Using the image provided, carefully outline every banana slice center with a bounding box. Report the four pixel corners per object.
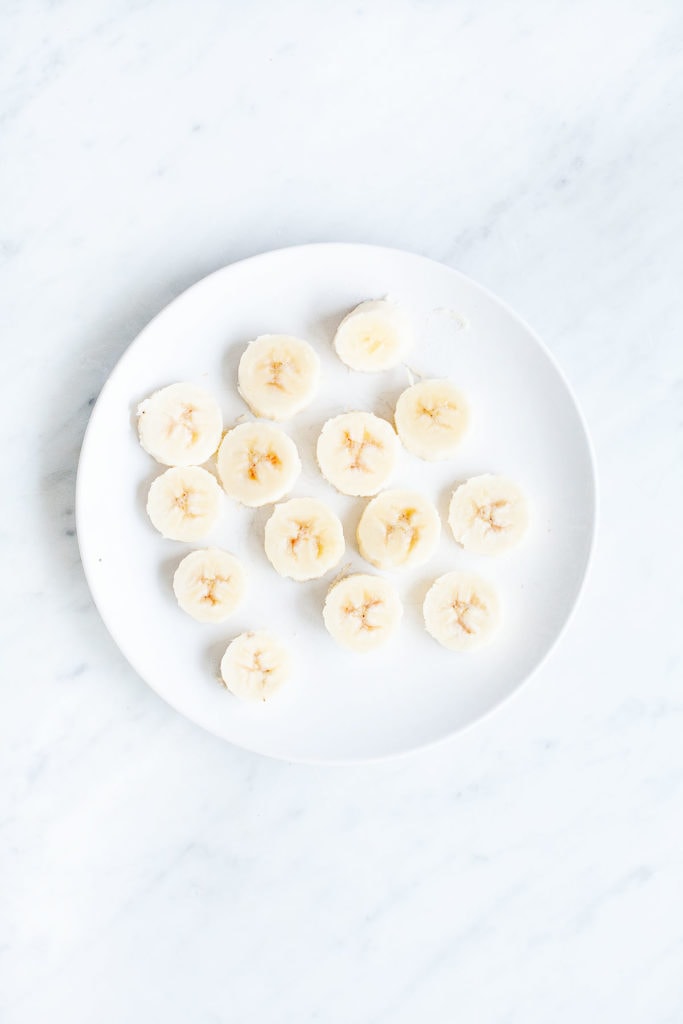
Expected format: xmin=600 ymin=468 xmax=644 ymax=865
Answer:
xmin=343 ymin=430 xmax=382 ymax=472
xmin=385 ymin=508 xmax=420 ymax=553
xmin=174 ymin=489 xmax=200 ymax=517
xmin=238 ymin=651 xmax=273 ymax=683
xmin=450 ymin=595 xmax=486 ymax=635
xmin=418 ymin=399 xmax=459 ymax=429
xmin=199 ymin=573 xmax=230 ymax=606
xmin=359 ymin=329 xmax=387 ymax=355
xmin=290 ymin=520 xmax=323 ymax=560
xmin=474 ymin=499 xmax=510 ymax=533
xmin=345 ymin=597 xmax=383 ymax=632
xmin=166 ymin=406 xmax=199 ymax=445
xmin=263 ymin=357 xmax=299 ymax=394
xmin=247 ymin=446 xmax=282 ymax=481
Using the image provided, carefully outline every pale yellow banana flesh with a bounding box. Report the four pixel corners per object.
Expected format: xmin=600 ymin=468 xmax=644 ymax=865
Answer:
xmin=316 ymin=411 xmax=397 ymax=496
xmin=334 ymin=299 xmax=413 ymax=372
xmin=220 ymin=630 xmax=291 ymax=701
xmin=394 ymin=379 xmax=470 ymax=461
xmin=423 ymin=570 xmax=500 ymax=651
xmin=238 ymin=334 xmax=320 ymax=420
xmin=323 ymin=573 xmax=402 ymax=652
xmin=137 ymin=382 xmax=223 ymax=467
xmin=264 ymin=497 xmax=345 ymax=581
xmin=146 ymin=466 xmax=222 ymax=541
xmin=217 ymin=421 xmax=301 ymax=507
xmin=173 ymin=548 xmax=246 ymax=623
xmin=448 ymin=474 xmax=529 ymax=555
xmin=357 ymin=488 xmax=440 ymax=570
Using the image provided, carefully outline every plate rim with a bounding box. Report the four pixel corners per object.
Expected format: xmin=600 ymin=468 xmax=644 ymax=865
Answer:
xmin=76 ymin=242 xmax=599 ymax=764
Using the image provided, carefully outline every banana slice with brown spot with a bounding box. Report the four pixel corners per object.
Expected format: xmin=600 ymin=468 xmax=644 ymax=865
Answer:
xmin=357 ymin=489 xmax=440 ymax=570
xmin=238 ymin=335 xmax=320 ymax=420
xmin=423 ymin=570 xmax=501 ymax=650
xmin=217 ymin=422 xmax=301 ymax=507
xmin=146 ymin=466 xmax=222 ymax=541
xmin=264 ymin=497 xmax=345 ymax=581
xmin=316 ymin=411 xmax=398 ymax=496
xmin=448 ymin=474 xmax=529 ymax=555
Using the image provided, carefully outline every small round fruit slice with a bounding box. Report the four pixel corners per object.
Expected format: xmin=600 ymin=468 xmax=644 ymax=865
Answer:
xmin=316 ymin=411 xmax=398 ymax=496
xmin=264 ymin=497 xmax=345 ymax=581
xmin=423 ymin=570 xmax=501 ymax=651
xmin=333 ymin=299 xmax=412 ymax=372
xmin=220 ymin=630 xmax=291 ymax=701
xmin=448 ymin=474 xmax=529 ymax=555
xmin=137 ymin=383 xmax=223 ymax=467
xmin=238 ymin=334 xmax=320 ymax=420
xmin=356 ymin=489 xmax=440 ymax=570
xmin=217 ymin=422 xmax=301 ymax=507
xmin=146 ymin=466 xmax=222 ymax=541
xmin=173 ymin=548 xmax=246 ymax=623
xmin=394 ymin=379 xmax=470 ymax=460
xmin=323 ymin=574 xmax=402 ymax=652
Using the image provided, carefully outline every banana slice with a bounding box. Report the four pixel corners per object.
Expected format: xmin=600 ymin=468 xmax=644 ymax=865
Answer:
xmin=173 ymin=548 xmax=246 ymax=623
xmin=217 ymin=422 xmax=301 ymax=507
xmin=334 ymin=299 xmax=412 ymax=372
xmin=137 ymin=383 xmax=223 ymax=467
xmin=220 ymin=630 xmax=291 ymax=701
xmin=448 ymin=474 xmax=529 ymax=555
xmin=357 ymin=489 xmax=440 ymax=569
xmin=264 ymin=497 xmax=345 ymax=581
xmin=238 ymin=334 xmax=320 ymax=420
xmin=146 ymin=466 xmax=222 ymax=541
xmin=423 ymin=570 xmax=500 ymax=651
xmin=323 ymin=573 xmax=402 ymax=652
xmin=394 ymin=379 xmax=470 ymax=460
xmin=316 ymin=411 xmax=398 ymax=496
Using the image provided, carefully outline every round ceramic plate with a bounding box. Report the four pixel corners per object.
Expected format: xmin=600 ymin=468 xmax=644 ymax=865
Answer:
xmin=77 ymin=244 xmax=596 ymax=762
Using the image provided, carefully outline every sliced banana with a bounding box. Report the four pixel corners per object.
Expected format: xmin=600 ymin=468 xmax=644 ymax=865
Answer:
xmin=146 ymin=466 xmax=222 ymax=541
xmin=173 ymin=548 xmax=246 ymax=623
xmin=323 ymin=574 xmax=402 ymax=652
xmin=394 ymin=379 xmax=470 ymax=460
xmin=217 ymin=421 xmax=301 ymax=507
xmin=357 ymin=489 xmax=440 ymax=570
xmin=137 ymin=382 xmax=223 ymax=467
xmin=448 ymin=474 xmax=529 ymax=555
xmin=316 ymin=411 xmax=398 ymax=496
xmin=220 ymin=630 xmax=291 ymax=701
xmin=264 ymin=497 xmax=345 ymax=581
xmin=238 ymin=334 xmax=320 ymax=420
xmin=423 ymin=570 xmax=501 ymax=651
xmin=334 ymin=299 xmax=412 ymax=372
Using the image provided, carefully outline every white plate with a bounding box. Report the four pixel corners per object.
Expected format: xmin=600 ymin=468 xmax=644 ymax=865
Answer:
xmin=77 ymin=244 xmax=596 ymax=763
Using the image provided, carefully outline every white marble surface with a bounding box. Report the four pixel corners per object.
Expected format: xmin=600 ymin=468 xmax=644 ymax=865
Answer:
xmin=2 ymin=1 xmax=682 ymax=1020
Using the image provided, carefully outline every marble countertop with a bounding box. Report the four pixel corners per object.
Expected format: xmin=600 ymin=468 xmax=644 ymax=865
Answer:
xmin=2 ymin=2 xmax=682 ymax=1021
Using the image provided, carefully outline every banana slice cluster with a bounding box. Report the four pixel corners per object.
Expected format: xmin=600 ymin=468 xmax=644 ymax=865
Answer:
xmin=133 ymin=297 xmax=537 ymax=699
